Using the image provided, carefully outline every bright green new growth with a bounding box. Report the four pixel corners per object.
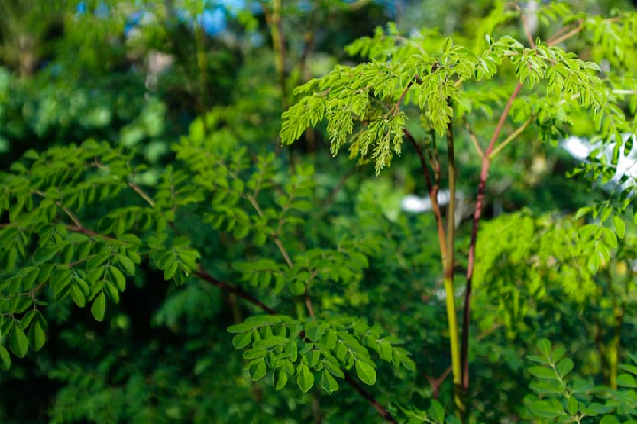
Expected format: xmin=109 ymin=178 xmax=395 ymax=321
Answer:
xmin=280 ymin=10 xmax=635 ymax=176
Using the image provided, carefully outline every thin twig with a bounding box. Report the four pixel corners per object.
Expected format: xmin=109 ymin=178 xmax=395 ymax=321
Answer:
xmin=61 ymin=205 xmax=82 ymax=228
xmin=128 ymin=181 xmax=156 ymax=207
xmin=195 ymin=265 xmax=277 ymax=315
xmin=465 ymin=121 xmax=484 ymax=159
xmin=423 ymin=366 xmax=453 ymax=400
xmin=343 ymin=373 xmax=398 ymax=423
xmin=320 ymin=167 xmax=357 ymax=213
xmin=548 ymin=20 xmax=584 ymax=46
xmin=489 ymin=116 xmax=534 ymax=160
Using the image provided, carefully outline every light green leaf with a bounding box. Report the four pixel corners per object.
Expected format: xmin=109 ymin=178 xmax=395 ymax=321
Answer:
xmin=117 ymin=255 xmax=135 ymax=276
xmin=613 ymin=216 xmax=625 ymax=238
xmin=251 ymin=360 xmax=267 ymax=381
xmin=91 ymin=292 xmax=106 ymax=322
xmin=321 ymin=370 xmax=339 ymax=394
xmin=110 ymin=266 xmax=126 ymax=291
xmin=232 ymin=332 xmax=252 ymax=349
xmin=70 ymin=284 xmax=87 ymax=307
xmin=297 ymin=364 xmax=314 ymax=393
xmin=275 ymin=368 xmax=288 ymax=390
xmin=355 ymin=360 xmax=376 ymax=385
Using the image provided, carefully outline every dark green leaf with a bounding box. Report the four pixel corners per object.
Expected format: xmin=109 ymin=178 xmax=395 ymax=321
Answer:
xmin=9 ymin=326 xmax=28 ymax=358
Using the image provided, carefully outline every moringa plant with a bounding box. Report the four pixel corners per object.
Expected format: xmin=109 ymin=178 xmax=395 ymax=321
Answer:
xmin=0 ymin=1 xmax=636 ymax=423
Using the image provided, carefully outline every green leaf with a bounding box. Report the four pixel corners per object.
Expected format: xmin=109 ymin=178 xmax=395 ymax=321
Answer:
xmin=617 ymin=374 xmax=636 ymax=387
xmin=297 ymin=364 xmax=314 ymax=393
xmin=70 ymin=284 xmax=87 ymax=307
xmin=613 ymin=216 xmax=625 ymax=238
xmin=526 ymin=355 xmax=551 ymax=365
xmin=321 ymin=370 xmax=339 ymax=394
xmin=117 ymin=255 xmax=135 ymax=276
xmin=275 ymin=368 xmax=288 ymax=390
xmin=567 ymin=397 xmax=579 ymax=415
xmin=28 ymin=320 xmax=45 ymax=351
xmin=105 ymin=282 xmax=120 ymax=304
xmin=379 ymin=341 xmax=393 ymax=362
xmin=601 ymin=415 xmax=620 ymax=424
xmin=529 ymin=399 xmax=564 ymax=418
xmin=244 ymin=348 xmax=268 ymax=360
xmin=110 ymin=266 xmax=126 ymax=291
xmin=91 ymin=292 xmax=106 ymax=322
xmin=9 ymin=326 xmax=28 ymax=358
xmin=530 ymin=380 xmax=564 ymax=395
xmin=251 ymin=360 xmax=267 ymax=381
xmin=0 ymin=345 xmax=10 ymax=370
xmin=557 ymin=358 xmax=574 ymax=377
xmin=429 ymin=400 xmax=446 ymax=423
xmin=232 ymin=332 xmax=252 ymax=349
xmin=355 ymin=360 xmax=376 ymax=385
xmin=227 ymin=322 xmax=253 ymax=333
xmin=537 ymin=338 xmax=552 ymax=358
xmin=528 ymin=366 xmax=558 ymax=379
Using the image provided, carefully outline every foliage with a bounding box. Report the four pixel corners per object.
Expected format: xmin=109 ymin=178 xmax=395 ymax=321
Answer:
xmin=0 ymin=1 xmax=636 ymax=423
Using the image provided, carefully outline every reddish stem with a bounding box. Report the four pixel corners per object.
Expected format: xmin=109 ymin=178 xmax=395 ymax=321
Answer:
xmin=461 ymin=82 xmax=522 ymax=389
xmin=404 ymin=128 xmax=447 ymax=260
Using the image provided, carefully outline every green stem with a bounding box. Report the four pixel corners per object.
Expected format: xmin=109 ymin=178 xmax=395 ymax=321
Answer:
xmin=444 ymin=119 xmax=462 ymax=417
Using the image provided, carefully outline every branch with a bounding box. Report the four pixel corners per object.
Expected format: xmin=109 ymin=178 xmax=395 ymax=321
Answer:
xmin=195 ymin=265 xmax=277 ymax=315
xmin=460 ymin=82 xmax=522 ymax=391
xmin=465 ymin=121 xmax=484 ymax=159
xmin=423 ymin=366 xmax=452 ymax=400
xmin=403 ymin=128 xmax=447 ymax=260
xmin=319 ymin=166 xmax=357 ymax=213
xmin=343 ymin=372 xmax=398 ymax=423
xmin=128 ymin=180 xmax=156 ymax=207
xmin=247 ymin=194 xmax=315 ymax=318
xmin=547 ymin=20 xmax=584 ymax=46
xmin=394 ymin=74 xmax=420 ymax=110
xmin=489 ymin=116 xmax=534 ymax=160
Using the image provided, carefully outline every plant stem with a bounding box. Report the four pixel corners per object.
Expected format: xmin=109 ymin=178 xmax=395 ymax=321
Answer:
xmin=404 ymin=128 xmax=447 ymax=260
xmin=444 ymin=119 xmax=462 ymax=416
xmin=461 ymin=82 xmax=522 ymax=393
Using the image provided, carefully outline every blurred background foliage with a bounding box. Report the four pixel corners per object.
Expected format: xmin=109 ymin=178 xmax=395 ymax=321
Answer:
xmin=0 ymin=0 xmax=635 ymax=423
